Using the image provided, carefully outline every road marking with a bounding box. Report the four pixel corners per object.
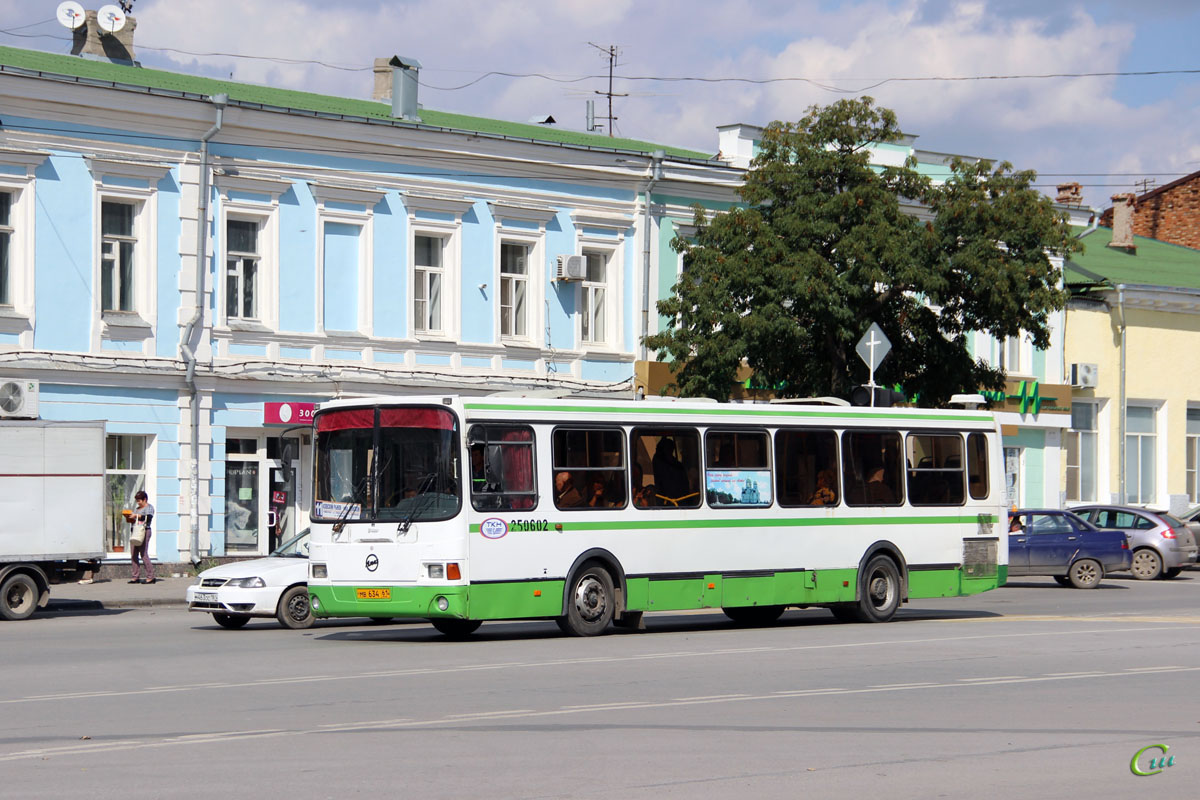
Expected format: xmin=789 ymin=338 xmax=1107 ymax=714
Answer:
xmin=6 ymin=664 xmax=1200 ymax=763
xmin=956 ymin=676 xmax=1026 ymax=681
xmin=4 ymin=623 xmax=1199 ymax=708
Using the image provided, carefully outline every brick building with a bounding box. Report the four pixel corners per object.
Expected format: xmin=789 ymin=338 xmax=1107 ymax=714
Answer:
xmin=1099 ymin=170 xmax=1200 ymax=250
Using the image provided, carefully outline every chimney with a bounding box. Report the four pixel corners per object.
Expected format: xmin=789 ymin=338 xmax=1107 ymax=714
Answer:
xmin=71 ymin=9 xmax=137 ymax=64
xmin=373 ymin=55 xmax=421 ymax=121
xmin=1055 ymin=182 xmax=1082 ymax=206
xmin=1108 ymin=193 xmax=1137 ymax=253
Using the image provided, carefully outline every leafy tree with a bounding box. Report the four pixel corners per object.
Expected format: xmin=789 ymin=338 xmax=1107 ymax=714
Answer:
xmin=645 ymin=97 xmax=1079 ymax=406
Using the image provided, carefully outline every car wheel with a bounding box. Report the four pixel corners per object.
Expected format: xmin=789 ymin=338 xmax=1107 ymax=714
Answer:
xmin=722 ymin=605 xmax=785 ymax=626
xmin=430 ymin=618 xmax=482 ymax=637
xmin=1068 ymin=559 xmax=1103 ymax=589
xmin=212 ymin=612 xmax=250 ymax=629
xmin=1052 ymin=576 xmax=1072 ymax=587
xmin=556 ymin=563 xmax=615 ymax=636
xmin=1130 ymin=548 xmax=1163 ymax=580
xmin=276 ymin=585 xmax=314 ymax=629
xmin=1163 ymin=567 xmax=1183 ymax=579
xmin=0 ymin=573 xmax=38 ymax=621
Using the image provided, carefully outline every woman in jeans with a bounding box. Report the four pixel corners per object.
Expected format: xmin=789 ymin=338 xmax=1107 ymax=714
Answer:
xmin=128 ymin=490 xmax=156 ymax=584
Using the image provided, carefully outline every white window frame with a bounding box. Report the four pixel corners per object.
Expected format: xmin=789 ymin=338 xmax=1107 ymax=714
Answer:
xmin=403 ymin=192 xmax=472 ymax=342
xmin=570 ymin=210 xmax=630 ymax=352
xmin=1187 ymin=405 xmax=1200 ymax=503
xmin=104 ymin=434 xmax=155 ymax=557
xmin=497 ymin=234 xmax=542 ymax=344
xmin=100 ymin=198 xmax=139 ymax=313
xmin=0 ymin=149 xmax=47 ymax=338
xmin=215 ymin=174 xmax=288 ymax=333
xmin=94 ymin=187 xmax=157 ymax=333
xmin=409 ymin=221 xmax=460 ymax=340
xmin=1124 ymin=401 xmax=1160 ymax=505
xmin=1066 ymin=400 xmax=1099 ymax=503
xmin=580 ymin=245 xmax=616 ymax=348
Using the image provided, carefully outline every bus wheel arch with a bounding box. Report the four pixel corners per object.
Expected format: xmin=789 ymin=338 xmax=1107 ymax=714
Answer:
xmin=558 ymin=550 xmax=624 ymax=637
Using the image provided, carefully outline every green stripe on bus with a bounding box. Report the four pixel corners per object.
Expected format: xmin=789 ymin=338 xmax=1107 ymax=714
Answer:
xmin=463 ymin=401 xmax=987 ymax=423
xmin=469 ymin=514 xmax=999 ymax=533
xmin=310 ymin=565 xmax=1002 ymax=623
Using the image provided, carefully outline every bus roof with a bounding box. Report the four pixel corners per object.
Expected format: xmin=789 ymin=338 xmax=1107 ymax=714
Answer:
xmin=315 ymin=394 xmax=998 ymax=428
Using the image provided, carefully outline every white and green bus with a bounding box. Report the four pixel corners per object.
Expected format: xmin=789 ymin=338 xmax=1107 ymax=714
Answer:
xmin=306 ymin=394 xmax=1006 ymax=636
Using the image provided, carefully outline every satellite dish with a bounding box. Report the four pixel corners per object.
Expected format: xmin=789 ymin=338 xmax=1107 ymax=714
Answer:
xmin=97 ymin=4 xmax=127 ymax=34
xmin=55 ymin=1 xmax=85 ymax=29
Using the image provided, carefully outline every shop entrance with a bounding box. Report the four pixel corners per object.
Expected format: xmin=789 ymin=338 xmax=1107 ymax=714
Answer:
xmin=225 ymin=431 xmax=308 ymax=555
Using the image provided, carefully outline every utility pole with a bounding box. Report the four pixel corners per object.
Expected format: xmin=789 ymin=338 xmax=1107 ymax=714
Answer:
xmin=588 ymin=42 xmax=627 ymax=136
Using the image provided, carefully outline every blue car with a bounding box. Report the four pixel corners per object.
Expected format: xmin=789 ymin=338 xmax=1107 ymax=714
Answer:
xmin=1008 ymin=509 xmax=1131 ymax=589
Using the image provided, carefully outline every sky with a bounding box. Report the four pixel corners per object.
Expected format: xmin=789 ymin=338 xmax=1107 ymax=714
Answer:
xmin=4 ymin=0 xmax=1200 ymax=211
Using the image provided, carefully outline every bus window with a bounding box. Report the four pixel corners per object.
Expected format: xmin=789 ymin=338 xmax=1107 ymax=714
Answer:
xmin=906 ymin=433 xmax=965 ymax=506
xmin=468 ymin=425 xmax=537 ymax=511
xmin=775 ymin=429 xmax=839 ymax=507
xmin=551 ymin=428 xmax=626 ymax=510
xmin=967 ymin=432 xmax=989 ymax=499
xmin=842 ymin=431 xmax=903 ymax=506
xmin=705 ymin=430 xmax=772 ymax=507
xmin=630 ymin=428 xmax=701 ymax=508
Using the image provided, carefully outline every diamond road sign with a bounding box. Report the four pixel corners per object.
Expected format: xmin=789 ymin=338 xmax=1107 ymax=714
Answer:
xmin=855 ymin=323 xmax=891 ymax=372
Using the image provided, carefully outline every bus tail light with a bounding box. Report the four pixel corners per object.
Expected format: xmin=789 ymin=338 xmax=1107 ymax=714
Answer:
xmin=447 ymin=563 xmax=461 ymax=580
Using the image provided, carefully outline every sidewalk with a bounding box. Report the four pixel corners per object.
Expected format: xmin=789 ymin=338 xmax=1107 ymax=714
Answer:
xmin=46 ymin=573 xmax=192 ymax=610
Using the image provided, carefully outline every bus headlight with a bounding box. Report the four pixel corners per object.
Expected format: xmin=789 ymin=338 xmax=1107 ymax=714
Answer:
xmin=311 ymin=563 xmax=327 ymax=579
xmin=427 ymin=564 xmax=444 ymax=579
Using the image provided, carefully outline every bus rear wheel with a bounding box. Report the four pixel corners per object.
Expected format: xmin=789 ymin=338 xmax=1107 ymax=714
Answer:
xmin=430 ymin=618 xmax=482 ymax=637
xmin=834 ymin=555 xmax=902 ymax=623
xmin=557 ymin=564 xmax=615 ymax=636
xmin=723 ymin=605 xmax=785 ymax=626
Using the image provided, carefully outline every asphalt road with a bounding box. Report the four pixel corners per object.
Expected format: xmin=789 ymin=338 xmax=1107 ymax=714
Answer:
xmin=4 ymin=574 xmax=1199 ymax=799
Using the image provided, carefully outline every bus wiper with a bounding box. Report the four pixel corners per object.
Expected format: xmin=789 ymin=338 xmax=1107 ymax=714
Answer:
xmin=332 ymin=475 xmax=371 ymax=535
xmin=399 ymin=472 xmax=438 ymax=535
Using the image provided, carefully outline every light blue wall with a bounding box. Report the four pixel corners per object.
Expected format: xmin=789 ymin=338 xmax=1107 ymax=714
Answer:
xmin=155 ymin=169 xmax=182 ymax=358
xmin=34 ymin=154 xmax=93 ymax=352
xmin=372 ymin=192 xmax=407 ymax=338
xmin=546 ymin=211 xmax=576 ymax=350
xmin=322 ymin=222 xmax=361 ymax=331
xmin=280 ymin=184 xmax=317 ymax=332
xmin=461 ymin=202 xmax=494 ymax=344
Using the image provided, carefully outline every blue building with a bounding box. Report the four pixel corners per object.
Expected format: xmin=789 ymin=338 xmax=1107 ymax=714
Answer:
xmin=0 ymin=42 xmax=742 ymax=564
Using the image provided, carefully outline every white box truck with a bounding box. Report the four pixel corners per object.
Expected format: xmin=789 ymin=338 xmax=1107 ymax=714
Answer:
xmin=0 ymin=420 xmax=106 ymax=620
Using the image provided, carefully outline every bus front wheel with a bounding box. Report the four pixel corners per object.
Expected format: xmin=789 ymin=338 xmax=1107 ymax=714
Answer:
xmin=557 ymin=564 xmax=615 ymax=637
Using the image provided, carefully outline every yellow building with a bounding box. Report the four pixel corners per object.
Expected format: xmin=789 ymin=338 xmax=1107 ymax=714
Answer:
xmin=1063 ymin=224 xmax=1200 ymax=512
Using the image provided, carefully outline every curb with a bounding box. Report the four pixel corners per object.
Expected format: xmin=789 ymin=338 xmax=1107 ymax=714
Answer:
xmin=46 ymin=598 xmax=189 ymax=611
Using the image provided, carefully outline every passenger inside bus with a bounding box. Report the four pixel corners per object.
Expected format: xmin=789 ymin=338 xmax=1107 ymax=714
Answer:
xmin=555 ymin=471 xmax=585 ymax=508
xmin=652 ymin=438 xmax=691 ymax=505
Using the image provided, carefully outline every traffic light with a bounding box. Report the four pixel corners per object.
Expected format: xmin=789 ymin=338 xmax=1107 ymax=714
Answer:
xmin=850 ymin=386 xmax=907 ymax=407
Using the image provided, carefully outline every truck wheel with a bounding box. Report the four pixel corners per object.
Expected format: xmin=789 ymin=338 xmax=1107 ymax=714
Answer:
xmin=1 ymin=573 xmax=38 ymax=621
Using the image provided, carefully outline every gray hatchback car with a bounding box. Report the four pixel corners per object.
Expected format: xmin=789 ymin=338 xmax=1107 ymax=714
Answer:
xmin=1070 ymin=505 xmax=1199 ymax=580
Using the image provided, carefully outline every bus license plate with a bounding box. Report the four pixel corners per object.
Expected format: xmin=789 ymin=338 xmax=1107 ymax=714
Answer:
xmin=356 ymin=588 xmax=391 ymax=600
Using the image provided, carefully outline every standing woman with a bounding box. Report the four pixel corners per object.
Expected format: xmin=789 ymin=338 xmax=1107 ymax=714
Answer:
xmin=128 ymin=490 xmax=156 ymax=584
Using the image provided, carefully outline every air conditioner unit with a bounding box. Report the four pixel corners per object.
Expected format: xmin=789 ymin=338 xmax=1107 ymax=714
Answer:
xmin=1069 ymin=363 xmax=1098 ymax=388
xmin=555 ymin=254 xmax=586 ymax=282
xmin=0 ymin=378 xmax=39 ymax=419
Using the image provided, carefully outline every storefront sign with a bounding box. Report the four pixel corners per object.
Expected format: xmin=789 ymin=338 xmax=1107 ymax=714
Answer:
xmin=980 ymin=380 xmax=1071 ymax=417
xmin=264 ymin=402 xmax=316 ymax=426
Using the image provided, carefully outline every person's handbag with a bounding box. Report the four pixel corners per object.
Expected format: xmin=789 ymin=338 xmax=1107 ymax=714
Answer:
xmin=130 ymin=521 xmax=147 ymax=547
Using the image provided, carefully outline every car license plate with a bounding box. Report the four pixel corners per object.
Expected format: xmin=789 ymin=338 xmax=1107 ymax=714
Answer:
xmin=356 ymin=588 xmax=391 ymax=600
xmin=195 ymin=592 xmax=218 ymax=602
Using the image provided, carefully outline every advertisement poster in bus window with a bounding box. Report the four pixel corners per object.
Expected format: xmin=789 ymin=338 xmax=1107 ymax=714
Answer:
xmin=706 ymin=469 xmax=771 ymax=506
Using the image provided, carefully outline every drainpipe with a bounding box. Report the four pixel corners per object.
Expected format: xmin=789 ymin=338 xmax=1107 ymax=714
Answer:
xmin=1117 ymin=283 xmax=1127 ymax=503
xmin=181 ymin=93 xmax=227 ymax=565
xmin=639 ymin=150 xmax=664 ymax=361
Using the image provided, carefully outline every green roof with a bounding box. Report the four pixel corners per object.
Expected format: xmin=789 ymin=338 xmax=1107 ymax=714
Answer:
xmin=1065 ymin=225 xmax=1200 ymax=291
xmin=0 ymin=45 xmax=713 ymax=161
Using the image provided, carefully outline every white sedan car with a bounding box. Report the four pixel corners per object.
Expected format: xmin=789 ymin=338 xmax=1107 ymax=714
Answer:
xmin=186 ymin=530 xmax=312 ymax=629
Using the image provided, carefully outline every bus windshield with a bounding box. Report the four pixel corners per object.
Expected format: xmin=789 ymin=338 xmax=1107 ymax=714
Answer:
xmin=313 ymin=406 xmax=460 ymax=523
